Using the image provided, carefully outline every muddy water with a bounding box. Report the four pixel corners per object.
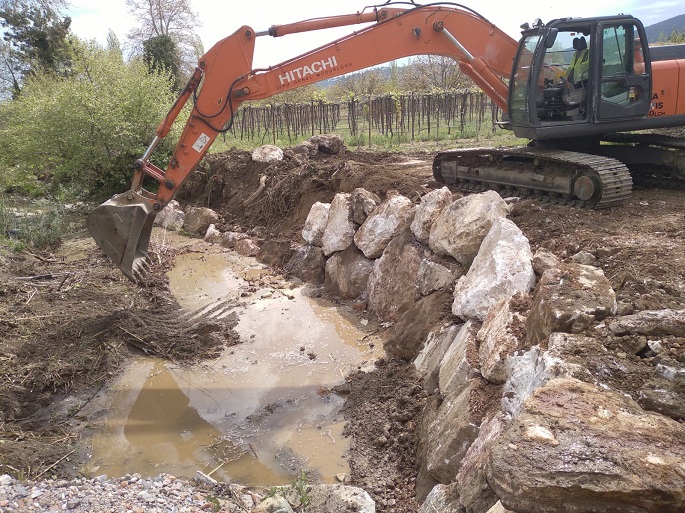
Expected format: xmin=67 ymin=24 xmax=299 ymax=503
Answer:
xmin=85 ymin=243 xmax=381 ymax=486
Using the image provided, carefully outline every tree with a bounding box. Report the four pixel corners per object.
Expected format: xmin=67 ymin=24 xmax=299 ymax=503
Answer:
xmin=328 ymin=67 xmax=390 ymax=100
xmin=0 ymin=0 xmax=73 ymax=94
xmin=143 ymin=33 xmax=179 ymax=80
xmin=0 ymin=39 xmax=181 ymax=197
xmin=125 ymin=0 xmax=203 ymax=82
xmin=399 ymin=55 xmax=474 ymax=92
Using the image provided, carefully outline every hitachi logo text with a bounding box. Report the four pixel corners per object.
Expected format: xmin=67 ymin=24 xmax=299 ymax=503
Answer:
xmin=278 ymin=56 xmax=338 ymax=86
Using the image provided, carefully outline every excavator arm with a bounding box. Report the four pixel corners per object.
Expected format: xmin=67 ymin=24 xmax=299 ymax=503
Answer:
xmin=87 ymin=2 xmax=519 ymax=282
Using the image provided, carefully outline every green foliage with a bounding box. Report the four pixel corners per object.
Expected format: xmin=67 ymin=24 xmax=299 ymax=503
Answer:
xmin=143 ymin=34 xmax=181 ymax=88
xmin=0 ymin=0 xmax=73 ymax=96
xmin=0 ymin=197 xmax=66 ymax=251
xmin=665 ymin=30 xmax=685 ymax=43
xmin=0 ymin=39 xmax=180 ymax=199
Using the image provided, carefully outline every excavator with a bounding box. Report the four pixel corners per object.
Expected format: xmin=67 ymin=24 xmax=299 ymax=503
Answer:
xmin=87 ymin=1 xmax=685 ymax=282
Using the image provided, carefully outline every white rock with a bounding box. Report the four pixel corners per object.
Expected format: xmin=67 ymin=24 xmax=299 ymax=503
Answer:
xmin=354 ymin=194 xmax=415 ymax=258
xmin=411 ymin=187 xmax=453 ymax=244
xmin=302 ymin=202 xmax=331 ymax=246
xmin=252 ymin=145 xmax=284 ymax=162
xmin=321 ymin=193 xmax=356 ymax=256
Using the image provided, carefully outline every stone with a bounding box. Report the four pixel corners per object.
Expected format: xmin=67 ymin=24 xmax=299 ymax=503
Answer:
xmin=292 ymin=140 xmax=318 ymax=157
xmin=154 ymin=200 xmax=186 ymax=231
xmin=417 ymin=257 xmax=461 ymax=296
xmin=418 ymin=483 xmax=461 ymax=513
xmin=608 ymin=309 xmax=685 ymax=337
xmin=183 ymin=206 xmax=219 ymax=235
xmin=411 ymin=187 xmax=453 ymax=244
xmin=429 ymin=190 xmax=508 ymax=265
xmin=488 ymin=378 xmax=685 ymax=513
xmin=286 ymin=245 xmax=326 ymax=284
xmin=366 ymin=229 xmax=422 ymax=321
xmin=421 ymin=378 xmax=482 ymax=483
xmin=354 ymin=194 xmax=415 ymax=259
xmin=204 ymin=224 xmax=222 ymax=243
xmin=308 ymin=134 xmax=345 ymax=154
xmin=384 ymin=290 xmax=453 ymax=361
xmin=252 ymin=496 xmax=295 ymax=513
xmin=526 ymin=263 xmax=617 ymax=346
xmin=531 ymin=249 xmax=560 ymax=275
xmin=438 ymin=320 xmax=480 ymax=399
xmin=456 ymin=413 xmax=509 ymax=513
xmin=452 ymin=217 xmax=535 ymax=321
xmin=485 ymin=502 xmax=515 ymax=513
xmin=220 ymin=231 xmax=250 ymax=249
xmin=570 ymin=250 xmax=597 ymax=265
xmin=324 ymin=245 xmax=375 ymax=299
xmin=477 ymin=296 xmax=528 ymax=384
xmin=638 ymin=375 xmax=685 ymax=421
xmin=306 ymin=484 xmax=375 ymax=513
xmin=302 ymin=202 xmax=330 ymax=246
xmin=321 ymin=193 xmax=356 ymax=256
xmin=251 ymin=144 xmax=284 ymax=162
xmin=0 ymin=475 xmax=12 ymax=486
xmin=194 ymin=471 xmax=218 ymax=487
xmin=234 ymin=238 xmax=260 ymax=257
xmin=413 ymin=323 xmax=464 ymax=392
xmin=351 ymin=188 xmax=381 ymax=225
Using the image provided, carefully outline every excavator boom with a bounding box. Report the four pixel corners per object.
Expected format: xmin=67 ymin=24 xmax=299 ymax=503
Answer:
xmin=88 ymin=2 xmax=518 ymax=282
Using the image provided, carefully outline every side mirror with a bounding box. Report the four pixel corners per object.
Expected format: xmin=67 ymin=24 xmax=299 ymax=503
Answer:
xmin=544 ymin=29 xmax=558 ymax=48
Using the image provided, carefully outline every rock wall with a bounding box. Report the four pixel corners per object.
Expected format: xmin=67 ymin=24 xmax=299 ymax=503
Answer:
xmin=179 ymin=157 xmax=685 ymax=513
xmin=290 ymin=187 xmax=685 ymax=513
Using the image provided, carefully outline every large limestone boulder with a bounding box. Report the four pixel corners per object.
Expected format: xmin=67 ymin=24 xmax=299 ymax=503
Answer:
xmin=306 ymin=484 xmax=374 ymax=513
xmin=286 ymin=245 xmax=326 ymax=284
xmin=488 ymin=378 xmax=685 ymax=513
xmin=452 ymin=217 xmax=535 ymax=321
xmin=421 ymin=378 xmax=483 ymax=483
xmin=321 ymin=193 xmax=356 ymax=256
xmin=477 ymin=295 xmax=528 ymax=384
xmin=383 ymin=290 xmax=453 ymax=362
xmin=456 ymin=413 xmax=509 ymax=513
xmin=324 ymin=245 xmax=375 ymax=299
xmin=366 ymin=229 xmax=422 ymax=321
xmin=413 ymin=323 xmax=464 ymax=392
xmin=183 ymin=206 xmax=219 ymax=235
xmin=526 ymin=263 xmax=617 ymax=346
xmin=154 ymin=200 xmax=185 ymax=231
xmin=417 ymin=257 xmax=461 ymax=296
xmin=308 ymin=134 xmax=345 ymax=154
xmin=429 ymin=190 xmax=508 ymax=265
xmin=252 ymin=144 xmax=284 ymax=162
xmin=438 ymin=321 xmax=480 ymax=399
xmin=351 ymin=188 xmax=381 ymax=225
xmin=411 ymin=187 xmax=453 ymax=244
xmin=354 ymin=194 xmax=415 ymax=259
xmin=302 ymin=202 xmax=330 ymax=246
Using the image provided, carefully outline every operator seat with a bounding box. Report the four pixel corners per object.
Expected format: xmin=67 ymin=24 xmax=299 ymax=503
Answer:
xmin=563 ymin=36 xmax=589 ymax=113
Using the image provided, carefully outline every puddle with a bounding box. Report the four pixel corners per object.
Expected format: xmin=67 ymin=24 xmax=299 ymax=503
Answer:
xmin=84 ymin=244 xmax=382 ymax=485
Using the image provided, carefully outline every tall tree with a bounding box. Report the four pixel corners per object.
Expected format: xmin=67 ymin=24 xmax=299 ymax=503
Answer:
xmin=125 ymin=0 xmax=202 ymax=81
xmin=328 ymin=68 xmax=389 ymax=100
xmin=0 ymin=0 xmax=73 ymax=95
xmin=399 ymin=55 xmax=474 ymax=92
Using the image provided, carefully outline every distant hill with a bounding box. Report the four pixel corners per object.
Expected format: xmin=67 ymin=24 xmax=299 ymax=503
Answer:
xmin=645 ymin=14 xmax=685 ymax=43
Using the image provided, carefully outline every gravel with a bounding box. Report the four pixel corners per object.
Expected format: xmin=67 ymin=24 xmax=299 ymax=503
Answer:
xmin=0 ymin=472 xmax=255 ymax=513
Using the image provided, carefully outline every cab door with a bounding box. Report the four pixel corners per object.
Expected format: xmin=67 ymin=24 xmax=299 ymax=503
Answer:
xmin=597 ymin=21 xmax=651 ymax=120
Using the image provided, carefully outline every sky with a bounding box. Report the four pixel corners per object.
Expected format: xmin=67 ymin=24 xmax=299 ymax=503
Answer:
xmin=67 ymin=0 xmax=683 ymax=68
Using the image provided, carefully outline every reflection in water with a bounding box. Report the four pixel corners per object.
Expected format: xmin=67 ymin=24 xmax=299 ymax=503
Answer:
xmin=85 ymin=248 xmax=382 ymax=486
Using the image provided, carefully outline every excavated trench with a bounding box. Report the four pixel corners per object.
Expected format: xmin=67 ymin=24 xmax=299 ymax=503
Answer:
xmin=82 ymin=243 xmax=382 ymax=485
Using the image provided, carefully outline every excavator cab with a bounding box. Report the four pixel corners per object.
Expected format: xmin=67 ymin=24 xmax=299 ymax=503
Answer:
xmin=508 ymin=16 xmax=652 ymax=141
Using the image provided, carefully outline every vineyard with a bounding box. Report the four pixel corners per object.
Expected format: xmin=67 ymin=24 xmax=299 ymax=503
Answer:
xmin=225 ymin=91 xmax=502 ymax=146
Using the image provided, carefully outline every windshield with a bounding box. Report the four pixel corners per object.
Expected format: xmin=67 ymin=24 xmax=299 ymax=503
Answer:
xmin=510 ymin=35 xmax=541 ymax=124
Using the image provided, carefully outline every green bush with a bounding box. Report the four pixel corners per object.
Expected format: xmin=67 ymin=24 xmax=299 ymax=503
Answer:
xmin=0 ymin=197 xmax=66 ymax=252
xmin=0 ymin=40 xmax=181 ymax=199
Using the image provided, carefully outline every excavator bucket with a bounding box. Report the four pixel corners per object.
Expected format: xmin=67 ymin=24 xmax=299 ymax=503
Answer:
xmin=87 ymin=191 xmax=155 ymax=283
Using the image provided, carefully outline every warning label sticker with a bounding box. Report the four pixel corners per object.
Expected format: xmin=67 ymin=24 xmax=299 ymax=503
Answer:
xmin=192 ymin=133 xmax=210 ymax=153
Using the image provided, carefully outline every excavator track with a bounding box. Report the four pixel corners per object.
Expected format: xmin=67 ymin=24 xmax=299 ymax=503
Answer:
xmin=432 ymin=146 xmax=633 ymax=208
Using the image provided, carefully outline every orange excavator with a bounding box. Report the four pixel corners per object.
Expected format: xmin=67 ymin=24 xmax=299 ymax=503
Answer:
xmin=87 ymin=2 xmax=685 ymax=282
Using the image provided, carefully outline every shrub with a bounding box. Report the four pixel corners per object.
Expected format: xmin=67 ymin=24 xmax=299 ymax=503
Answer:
xmin=0 ymin=40 xmax=181 ymax=199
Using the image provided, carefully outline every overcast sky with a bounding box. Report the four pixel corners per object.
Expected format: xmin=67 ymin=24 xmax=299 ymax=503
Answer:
xmin=67 ymin=0 xmax=682 ymax=68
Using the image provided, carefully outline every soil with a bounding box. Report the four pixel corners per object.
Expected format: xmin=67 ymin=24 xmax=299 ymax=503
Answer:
xmin=1 ymin=144 xmax=685 ymax=512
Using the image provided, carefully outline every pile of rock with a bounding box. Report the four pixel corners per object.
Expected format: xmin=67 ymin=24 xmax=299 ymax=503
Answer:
xmin=290 ymin=187 xmax=685 ymax=513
